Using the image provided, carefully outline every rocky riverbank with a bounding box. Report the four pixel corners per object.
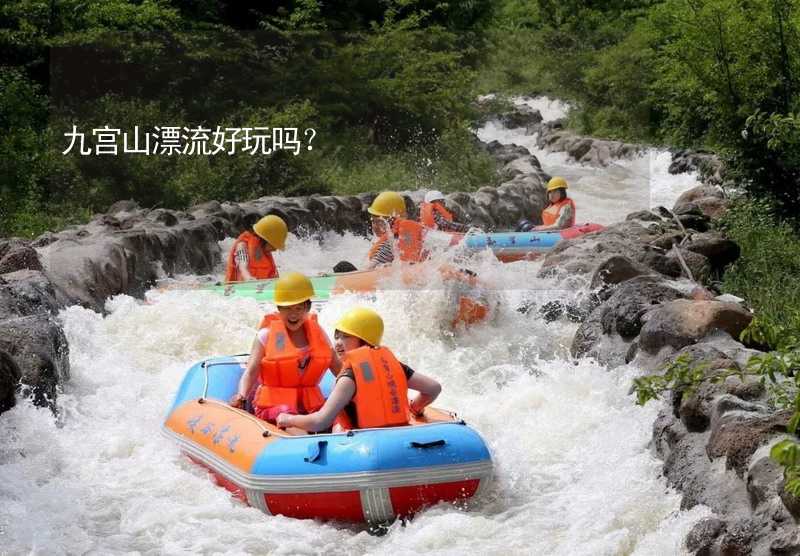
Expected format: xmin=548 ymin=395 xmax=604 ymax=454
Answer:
xmin=494 ymin=98 xmax=726 ymax=186
xmin=533 ymin=180 xmax=798 ymax=553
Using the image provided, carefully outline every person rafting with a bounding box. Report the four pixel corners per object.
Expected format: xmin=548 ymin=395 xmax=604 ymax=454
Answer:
xmin=366 ymin=191 xmax=427 ymax=268
xmin=535 ymin=177 xmax=576 ymax=231
xmin=276 ymin=307 xmax=441 ymax=432
xmin=224 ymin=214 xmax=288 ymax=283
xmin=230 ymin=272 xmax=340 ymax=423
xmin=419 ymin=190 xmax=470 ymax=233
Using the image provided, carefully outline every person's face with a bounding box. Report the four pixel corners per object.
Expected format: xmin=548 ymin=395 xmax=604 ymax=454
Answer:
xmin=548 ymin=189 xmax=563 ymax=203
xmin=371 ymin=216 xmax=388 ymax=236
xmin=334 ymin=330 xmax=363 ymax=358
xmin=277 ymin=301 xmax=310 ymax=331
xmin=262 ymin=238 xmax=276 ymax=252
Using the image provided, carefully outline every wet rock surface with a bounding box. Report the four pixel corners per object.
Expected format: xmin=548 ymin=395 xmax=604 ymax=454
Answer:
xmin=571 ymin=276 xmax=686 ymax=365
xmin=637 ymin=299 xmax=753 ymax=358
xmin=674 ymin=186 xmax=730 ymax=220
xmin=0 ymin=350 xmax=21 ymax=413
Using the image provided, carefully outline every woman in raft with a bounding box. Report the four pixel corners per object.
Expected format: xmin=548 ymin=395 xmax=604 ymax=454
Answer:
xmin=517 ymin=176 xmax=576 ymax=232
xmin=225 ymin=214 xmax=288 ymax=282
xmin=230 ymin=272 xmax=340 ymax=423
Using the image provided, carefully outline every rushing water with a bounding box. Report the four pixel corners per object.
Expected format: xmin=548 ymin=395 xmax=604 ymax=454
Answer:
xmin=0 ymin=98 xmax=711 ymax=555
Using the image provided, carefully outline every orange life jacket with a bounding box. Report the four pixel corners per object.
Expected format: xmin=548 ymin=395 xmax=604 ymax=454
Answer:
xmin=541 ymin=198 xmax=576 ymax=228
xmin=419 ymin=202 xmax=455 ymax=230
xmin=254 ymin=313 xmax=331 ymax=414
xmin=343 ymin=346 xmax=410 ymax=429
xmin=437 ymin=265 xmax=490 ymax=327
xmin=225 ymin=231 xmax=278 ymax=283
xmin=394 ymin=218 xmax=427 ymax=263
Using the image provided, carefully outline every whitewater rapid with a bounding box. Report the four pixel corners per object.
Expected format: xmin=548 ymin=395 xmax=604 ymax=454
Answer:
xmin=0 ymin=98 xmax=710 ymax=555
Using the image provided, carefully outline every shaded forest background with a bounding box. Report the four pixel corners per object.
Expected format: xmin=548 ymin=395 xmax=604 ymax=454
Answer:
xmin=1 ymin=0 xmax=798 ymax=238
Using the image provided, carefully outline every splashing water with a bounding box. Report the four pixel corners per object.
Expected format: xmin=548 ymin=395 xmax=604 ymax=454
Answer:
xmin=0 ymin=98 xmax=711 ymax=555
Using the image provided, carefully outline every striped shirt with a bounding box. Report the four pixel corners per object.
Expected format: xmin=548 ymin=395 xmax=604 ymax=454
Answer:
xmin=369 ymin=238 xmax=395 ymax=265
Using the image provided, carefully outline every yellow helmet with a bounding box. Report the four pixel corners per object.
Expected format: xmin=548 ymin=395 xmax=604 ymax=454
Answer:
xmin=335 ymin=307 xmax=384 ymax=346
xmin=253 ymin=215 xmax=288 ymax=250
xmin=367 ymin=192 xmax=407 ymax=218
xmin=546 ymin=176 xmax=568 ymax=192
xmin=274 ymin=272 xmax=314 ymax=306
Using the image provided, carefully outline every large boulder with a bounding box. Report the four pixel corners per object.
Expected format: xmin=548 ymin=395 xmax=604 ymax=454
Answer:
xmin=540 ymin=220 xmax=674 ymax=278
xmin=0 ymin=313 xmax=69 ymax=408
xmin=654 ymin=408 xmax=752 ymax=515
xmin=707 ymin=403 xmax=792 ymax=476
xmin=499 ymin=105 xmax=543 ymax=129
xmin=0 ymin=239 xmax=43 ymax=274
xmin=684 ymin=232 xmax=741 ymax=272
xmin=686 ymin=517 xmax=726 ymax=555
xmin=674 ymin=185 xmax=728 ymax=219
xmin=589 ymin=255 xmax=656 ymax=290
xmin=0 ymin=270 xmax=69 ymax=410
xmin=637 ymin=299 xmax=753 ymax=359
xmin=571 ymin=277 xmax=686 ymax=364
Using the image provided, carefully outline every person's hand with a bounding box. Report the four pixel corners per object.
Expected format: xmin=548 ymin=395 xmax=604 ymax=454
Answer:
xmin=229 ymin=393 xmax=246 ymax=408
xmin=276 ymin=413 xmax=293 ymax=428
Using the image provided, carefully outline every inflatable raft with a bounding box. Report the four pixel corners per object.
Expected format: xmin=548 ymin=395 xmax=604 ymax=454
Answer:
xmin=457 ymin=223 xmax=605 ymax=262
xmin=204 ymin=268 xmax=384 ymax=305
xmin=163 ymin=355 xmax=493 ymax=524
xmin=204 ymin=265 xmax=493 ymax=328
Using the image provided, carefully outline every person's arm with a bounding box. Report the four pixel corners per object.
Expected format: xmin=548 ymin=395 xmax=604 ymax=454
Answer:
xmin=230 ymin=335 xmax=264 ymax=407
xmin=235 ymin=243 xmax=254 ymax=281
xmin=433 ymin=210 xmax=470 ymax=233
xmin=367 ymin=239 xmax=394 ymax=269
xmin=277 ymin=376 xmax=356 ymax=432
xmin=407 ymin=372 xmax=441 ymax=416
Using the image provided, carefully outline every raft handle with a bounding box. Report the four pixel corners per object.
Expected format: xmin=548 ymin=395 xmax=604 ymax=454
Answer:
xmin=409 ymin=439 xmax=446 ymax=449
xmin=304 ymin=440 xmax=327 ymax=463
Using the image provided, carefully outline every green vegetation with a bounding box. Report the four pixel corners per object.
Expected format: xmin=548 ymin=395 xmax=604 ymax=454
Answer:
xmin=4 ymin=1 xmax=796 ymax=237
xmin=481 ymin=0 xmax=800 ymax=221
xmin=718 ymin=200 xmax=800 ymax=345
xmin=720 ymin=200 xmax=800 ymax=493
xmin=632 ymin=353 xmax=745 ymax=408
xmin=0 ymin=0 xmax=499 ymax=237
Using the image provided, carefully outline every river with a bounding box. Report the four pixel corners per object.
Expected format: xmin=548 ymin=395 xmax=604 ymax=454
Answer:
xmin=0 ymin=98 xmax=710 ymax=555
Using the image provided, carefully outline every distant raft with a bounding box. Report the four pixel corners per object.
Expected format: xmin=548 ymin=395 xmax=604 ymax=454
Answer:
xmin=458 ymin=223 xmax=605 ymax=262
xmin=163 ymin=356 xmax=493 ymax=524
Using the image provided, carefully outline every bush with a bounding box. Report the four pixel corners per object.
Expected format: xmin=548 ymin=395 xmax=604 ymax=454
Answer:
xmin=717 ymin=199 xmax=800 ymax=343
